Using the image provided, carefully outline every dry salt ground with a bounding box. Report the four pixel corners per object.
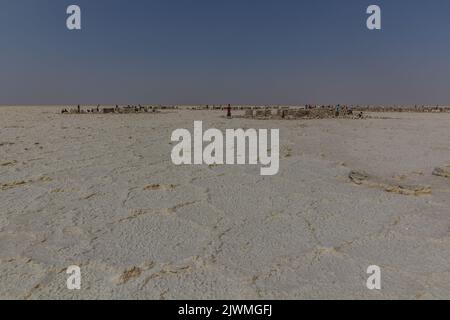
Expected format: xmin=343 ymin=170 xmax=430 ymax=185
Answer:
xmin=1 ymin=106 xmax=450 ymax=299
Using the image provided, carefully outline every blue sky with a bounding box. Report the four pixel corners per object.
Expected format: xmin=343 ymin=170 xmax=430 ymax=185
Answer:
xmin=1 ymin=0 xmax=450 ymax=105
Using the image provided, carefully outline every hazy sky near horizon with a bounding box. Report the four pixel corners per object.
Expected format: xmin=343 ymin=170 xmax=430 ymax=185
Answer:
xmin=1 ymin=0 xmax=450 ymax=105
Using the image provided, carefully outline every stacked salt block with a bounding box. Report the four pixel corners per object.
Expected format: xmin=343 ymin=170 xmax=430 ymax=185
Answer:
xmin=287 ymin=109 xmax=297 ymax=118
xmin=245 ymin=109 xmax=254 ymax=118
xmin=295 ymin=110 xmax=309 ymax=118
xmin=255 ymin=110 xmax=265 ymax=118
xmin=314 ymin=108 xmax=334 ymax=118
xmin=103 ymin=108 xmax=115 ymax=114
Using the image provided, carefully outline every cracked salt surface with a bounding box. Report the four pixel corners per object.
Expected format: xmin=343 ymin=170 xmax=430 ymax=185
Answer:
xmin=1 ymin=107 xmax=450 ymax=299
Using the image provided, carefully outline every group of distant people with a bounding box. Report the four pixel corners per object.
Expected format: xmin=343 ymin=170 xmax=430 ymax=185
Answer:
xmin=304 ymin=104 xmax=355 ymax=117
xmin=61 ymin=104 xmax=158 ymax=114
xmin=223 ymin=104 xmax=364 ymax=119
xmin=62 ymin=103 xmax=363 ymax=119
xmin=61 ymin=105 xmax=100 ymax=114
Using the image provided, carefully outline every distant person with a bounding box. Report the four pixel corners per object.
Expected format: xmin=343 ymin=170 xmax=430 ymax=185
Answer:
xmin=335 ymin=104 xmax=340 ymax=117
xmin=227 ymin=104 xmax=232 ymax=118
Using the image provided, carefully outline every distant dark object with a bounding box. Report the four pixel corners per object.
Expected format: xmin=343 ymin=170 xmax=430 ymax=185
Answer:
xmin=335 ymin=105 xmax=340 ymax=117
xmin=103 ymin=108 xmax=115 ymax=114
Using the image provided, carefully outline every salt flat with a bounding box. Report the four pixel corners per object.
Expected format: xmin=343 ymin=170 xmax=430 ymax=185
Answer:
xmin=1 ymin=106 xmax=450 ymax=299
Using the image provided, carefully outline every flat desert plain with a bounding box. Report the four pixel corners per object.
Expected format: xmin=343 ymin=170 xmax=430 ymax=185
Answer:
xmin=1 ymin=106 xmax=450 ymax=299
